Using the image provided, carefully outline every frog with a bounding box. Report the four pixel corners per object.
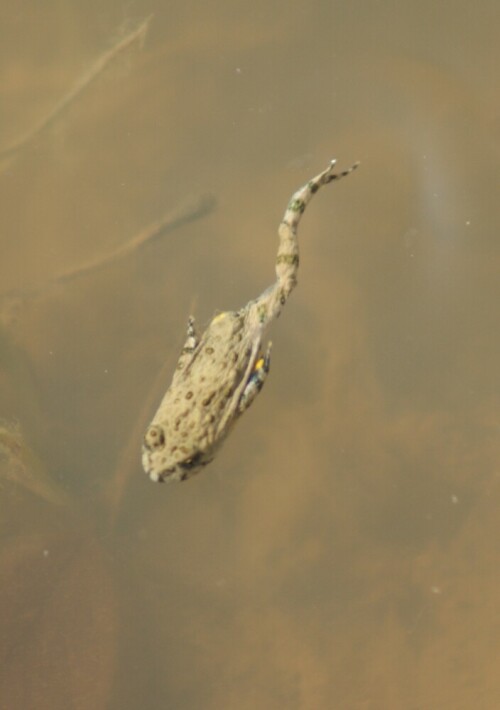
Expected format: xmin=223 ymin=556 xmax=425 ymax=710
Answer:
xmin=142 ymin=159 xmax=358 ymax=482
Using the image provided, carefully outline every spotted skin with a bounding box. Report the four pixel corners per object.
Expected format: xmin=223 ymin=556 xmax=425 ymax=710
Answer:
xmin=142 ymin=159 xmax=359 ymax=482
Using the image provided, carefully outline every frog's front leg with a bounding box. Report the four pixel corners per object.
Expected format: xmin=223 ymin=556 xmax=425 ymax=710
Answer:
xmin=183 ymin=315 xmax=198 ymax=352
xmin=172 ymin=315 xmax=198 ymax=381
xmin=238 ymin=341 xmax=272 ymax=413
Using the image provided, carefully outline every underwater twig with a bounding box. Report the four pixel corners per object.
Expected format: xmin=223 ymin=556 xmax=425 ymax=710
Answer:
xmin=0 ymin=193 xmax=216 ymax=323
xmin=0 ymin=15 xmax=152 ymax=164
xmin=0 ymin=421 xmax=71 ymax=506
xmin=54 ymin=194 xmax=216 ymax=286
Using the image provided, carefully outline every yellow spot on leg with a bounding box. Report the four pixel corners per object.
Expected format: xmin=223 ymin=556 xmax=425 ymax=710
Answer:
xmin=254 ymin=357 xmax=265 ymax=371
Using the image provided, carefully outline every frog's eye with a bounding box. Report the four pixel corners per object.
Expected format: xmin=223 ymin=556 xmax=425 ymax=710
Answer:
xmin=143 ymin=424 xmax=166 ymax=451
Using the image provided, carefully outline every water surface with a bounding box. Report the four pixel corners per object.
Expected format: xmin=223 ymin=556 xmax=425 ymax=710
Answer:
xmin=1 ymin=2 xmax=499 ymax=708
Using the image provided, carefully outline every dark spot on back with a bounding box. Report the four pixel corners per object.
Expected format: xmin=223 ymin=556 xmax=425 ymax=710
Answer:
xmin=202 ymin=392 xmax=216 ymax=407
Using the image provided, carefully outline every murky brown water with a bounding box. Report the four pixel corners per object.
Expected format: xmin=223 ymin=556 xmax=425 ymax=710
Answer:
xmin=1 ymin=2 xmax=499 ymax=708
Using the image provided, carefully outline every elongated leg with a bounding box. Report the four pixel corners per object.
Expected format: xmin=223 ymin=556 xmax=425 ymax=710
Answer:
xmin=246 ymin=159 xmax=359 ymax=329
xmin=276 ymin=159 xmax=359 ymax=305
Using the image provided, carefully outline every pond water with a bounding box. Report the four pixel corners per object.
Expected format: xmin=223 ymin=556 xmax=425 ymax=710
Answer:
xmin=1 ymin=2 xmax=499 ymax=708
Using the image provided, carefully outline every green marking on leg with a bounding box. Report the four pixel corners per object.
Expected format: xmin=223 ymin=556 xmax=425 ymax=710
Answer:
xmin=288 ymin=198 xmax=305 ymax=213
xmin=276 ymin=254 xmax=299 ymax=266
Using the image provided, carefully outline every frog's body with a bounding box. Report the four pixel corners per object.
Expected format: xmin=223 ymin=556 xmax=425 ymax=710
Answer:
xmin=142 ymin=159 xmax=358 ymax=482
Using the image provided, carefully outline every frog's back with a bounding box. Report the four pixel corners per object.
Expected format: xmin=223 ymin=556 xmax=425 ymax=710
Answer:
xmin=171 ymin=311 xmax=253 ymax=439
xmin=142 ymin=310 xmax=257 ymax=481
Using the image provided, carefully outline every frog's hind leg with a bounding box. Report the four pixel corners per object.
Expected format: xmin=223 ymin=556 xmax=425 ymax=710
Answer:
xmin=246 ymin=159 xmax=359 ymax=330
xmin=238 ymin=341 xmax=272 ymax=413
xmin=275 ymin=159 xmax=359 ymax=306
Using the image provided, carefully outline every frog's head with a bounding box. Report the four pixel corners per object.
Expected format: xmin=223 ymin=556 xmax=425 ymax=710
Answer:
xmin=142 ymin=424 xmax=212 ymax=483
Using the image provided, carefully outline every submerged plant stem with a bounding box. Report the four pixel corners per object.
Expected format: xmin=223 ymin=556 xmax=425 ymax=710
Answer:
xmin=0 ymin=194 xmax=216 ymax=321
xmin=0 ymin=421 xmax=71 ymax=506
xmin=0 ymin=15 xmax=152 ymax=163
xmin=52 ymin=194 xmax=216 ymax=286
